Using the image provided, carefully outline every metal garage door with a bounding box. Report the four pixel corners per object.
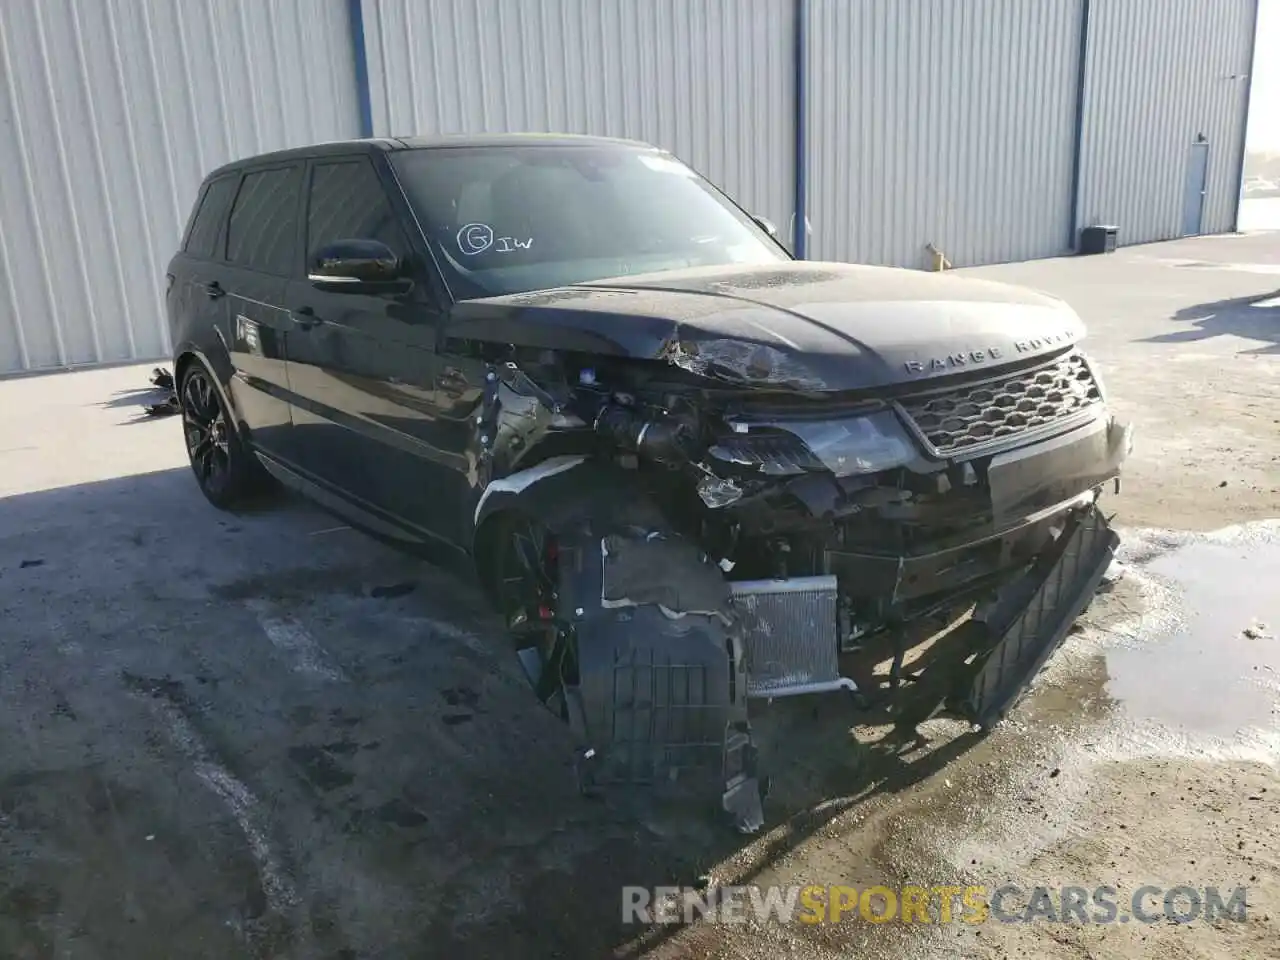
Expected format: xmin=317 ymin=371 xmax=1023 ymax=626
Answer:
xmin=0 ymin=0 xmax=360 ymax=376
xmin=359 ymin=0 xmax=797 ymax=247
xmin=805 ymin=0 xmax=1084 ymax=269
xmin=1074 ymin=0 xmax=1256 ymax=246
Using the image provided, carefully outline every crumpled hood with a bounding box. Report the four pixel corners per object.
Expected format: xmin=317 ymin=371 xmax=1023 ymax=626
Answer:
xmin=449 ymin=261 xmax=1086 ymax=392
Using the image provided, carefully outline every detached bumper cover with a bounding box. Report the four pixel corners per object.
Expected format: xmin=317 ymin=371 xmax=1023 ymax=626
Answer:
xmin=963 ymin=502 xmax=1118 ymax=728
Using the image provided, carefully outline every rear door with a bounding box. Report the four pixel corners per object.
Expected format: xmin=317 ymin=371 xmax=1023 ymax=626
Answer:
xmin=167 ymin=174 xmax=238 ymax=369
xmin=283 ymin=156 xmax=454 ymax=543
xmin=221 ymin=163 xmax=304 ymax=457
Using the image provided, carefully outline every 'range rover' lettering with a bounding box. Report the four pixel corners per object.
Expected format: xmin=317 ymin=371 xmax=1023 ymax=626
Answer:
xmin=904 ymin=345 xmax=1004 ymax=374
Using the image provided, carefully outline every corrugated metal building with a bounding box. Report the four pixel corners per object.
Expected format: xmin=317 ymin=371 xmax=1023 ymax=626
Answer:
xmin=0 ymin=0 xmax=1259 ymax=376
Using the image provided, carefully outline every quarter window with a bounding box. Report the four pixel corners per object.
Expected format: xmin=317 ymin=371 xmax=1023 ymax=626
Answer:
xmin=183 ymin=176 xmax=238 ymax=259
xmin=226 ymin=166 xmax=304 ymax=276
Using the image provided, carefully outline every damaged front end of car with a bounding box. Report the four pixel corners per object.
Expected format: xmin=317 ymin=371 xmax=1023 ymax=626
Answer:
xmin=470 ymin=334 xmax=1131 ymax=832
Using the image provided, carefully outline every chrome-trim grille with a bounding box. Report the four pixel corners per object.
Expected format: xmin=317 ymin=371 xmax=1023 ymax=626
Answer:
xmin=899 ymin=351 xmax=1103 ymax=457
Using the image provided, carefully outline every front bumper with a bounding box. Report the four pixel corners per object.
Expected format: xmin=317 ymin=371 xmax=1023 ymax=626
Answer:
xmin=827 ymin=413 xmax=1131 ymax=605
xmin=730 ymin=411 xmax=1130 ymax=703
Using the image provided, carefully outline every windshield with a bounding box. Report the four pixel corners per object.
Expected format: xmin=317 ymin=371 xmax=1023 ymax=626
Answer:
xmin=390 ymin=144 xmax=788 ymax=299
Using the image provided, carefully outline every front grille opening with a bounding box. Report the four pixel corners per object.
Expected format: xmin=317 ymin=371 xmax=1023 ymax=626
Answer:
xmin=900 ymin=352 xmax=1102 ymax=456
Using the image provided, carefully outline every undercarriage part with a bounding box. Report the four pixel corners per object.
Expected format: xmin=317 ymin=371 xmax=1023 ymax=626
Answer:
xmin=729 ymin=576 xmax=857 ymax=698
xmin=962 ymin=503 xmax=1118 ymax=729
xmin=481 ymin=463 xmax=766 ymax=832
xmin=599 ymin=533 xmax=730 ymax=618
xmin=558 ymin=523 xmax=764 ymax=832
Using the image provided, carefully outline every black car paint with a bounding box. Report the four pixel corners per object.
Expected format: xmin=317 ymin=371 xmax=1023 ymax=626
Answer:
xmin=167 ymin=135 xmax=1116 ymax=566
xmin=451 ymin=261 xmax=1086 ymax=393
xmin=165 ymin=136 xmax=1131 ymax=830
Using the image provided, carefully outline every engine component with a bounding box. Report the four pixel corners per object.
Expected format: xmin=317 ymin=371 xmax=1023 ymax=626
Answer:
xmin=593 ymin=403 xmax=697 ymax=463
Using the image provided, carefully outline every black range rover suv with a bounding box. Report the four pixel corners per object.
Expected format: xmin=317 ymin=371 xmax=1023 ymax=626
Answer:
xmin=167 ymin=134 xmax=1131 ymax=830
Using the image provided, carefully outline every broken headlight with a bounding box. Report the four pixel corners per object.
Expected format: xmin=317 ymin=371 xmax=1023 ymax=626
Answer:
xmin=710 ymin=411 xmax=915 ymax=478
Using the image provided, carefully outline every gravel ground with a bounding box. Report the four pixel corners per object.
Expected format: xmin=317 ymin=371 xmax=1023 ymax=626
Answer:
xmin=0 ymin=231 xmax=1277 ymax=959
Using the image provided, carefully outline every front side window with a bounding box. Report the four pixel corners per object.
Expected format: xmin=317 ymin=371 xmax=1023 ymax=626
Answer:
xmin=389 ymin=145 xmax=786 ymax=299
xmin=226 ymin=166 xmax=303 ymax=276
xmin=306 ymin=160 xmax=407 ymax=260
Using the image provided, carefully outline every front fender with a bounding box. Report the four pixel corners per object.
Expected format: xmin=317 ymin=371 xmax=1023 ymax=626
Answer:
xmin=472 ymin=457 xmax=663 ymax=538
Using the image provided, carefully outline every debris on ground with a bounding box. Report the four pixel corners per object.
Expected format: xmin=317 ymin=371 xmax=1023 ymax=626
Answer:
xmin=144 ymin=367 xmax=180 ymax=417
xmin=1243 ymin=620 xmax=1271 ymax=639
xmin=145 ymin=395 xmax=181 ymax=417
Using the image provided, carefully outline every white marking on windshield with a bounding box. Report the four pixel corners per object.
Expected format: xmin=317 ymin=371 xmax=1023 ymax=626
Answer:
xmin=457 ymin=222 xmax=533 ymax=255
xmin=457 ymin=222 xmax=495 ymax=255
xmin=493 ymin=236 xmax=533 ymax=252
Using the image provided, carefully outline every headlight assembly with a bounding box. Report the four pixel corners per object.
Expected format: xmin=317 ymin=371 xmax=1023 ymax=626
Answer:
xmin=709 ymin=410 xmax=916 ymax=478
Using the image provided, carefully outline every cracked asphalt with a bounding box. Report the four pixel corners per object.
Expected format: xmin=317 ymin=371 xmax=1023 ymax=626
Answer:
xmin=1 ymin=231 xmax=1278 ymax=958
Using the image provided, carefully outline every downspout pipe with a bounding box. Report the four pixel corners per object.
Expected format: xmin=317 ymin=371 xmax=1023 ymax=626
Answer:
xmin=1066 ymin=0 xmax=1092 ymax=251
xmin=792 ymin=0 xmax=808 ymax=259
xmin=1231 ymin=0 xmax=1261 ymax=232
xmin=347 ymin=0 xmax=375 ymax=138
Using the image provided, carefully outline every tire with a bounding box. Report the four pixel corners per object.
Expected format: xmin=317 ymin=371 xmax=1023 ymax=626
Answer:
xmin=180 ymin=363 xmax=267 ymax=510
xmin=488 ymin=510 xmax=570 ymax=709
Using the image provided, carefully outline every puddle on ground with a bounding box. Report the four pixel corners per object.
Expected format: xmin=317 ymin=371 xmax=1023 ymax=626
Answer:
xmin=1105 ymin=534 xmax=1280 ymax=738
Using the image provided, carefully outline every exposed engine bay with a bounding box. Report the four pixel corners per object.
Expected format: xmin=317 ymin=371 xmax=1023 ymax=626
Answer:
xmin=471 ymin=339 xmax=1131 ymax=832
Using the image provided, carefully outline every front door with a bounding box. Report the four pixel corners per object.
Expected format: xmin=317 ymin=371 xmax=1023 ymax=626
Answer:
xmin=284 ymin=157 xmax=459 ymax=545
xmin=1181 ymin=141 xmax=1210 ymax=237
xmin=220 ymin=164 xmax=305 ymax=457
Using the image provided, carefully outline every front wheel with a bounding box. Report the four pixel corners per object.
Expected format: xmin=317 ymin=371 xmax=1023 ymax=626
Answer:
xmin=180 ymin=364 xmax=266 ymax=510
xmin=489 ymin=512 xmax=574 ymax=712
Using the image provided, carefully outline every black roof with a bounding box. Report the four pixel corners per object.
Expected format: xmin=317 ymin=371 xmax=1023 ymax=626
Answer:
xmin=204 ymin=132 xmax=657 ymax=181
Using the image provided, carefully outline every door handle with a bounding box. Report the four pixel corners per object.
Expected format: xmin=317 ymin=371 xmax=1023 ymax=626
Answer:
xmin=203 ymin=280 xmax=225 ymax=300
xmin=292 ymin=306 xmax=323 ymax=330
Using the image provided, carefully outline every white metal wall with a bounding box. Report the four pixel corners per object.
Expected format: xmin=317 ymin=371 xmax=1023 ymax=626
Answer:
xmin=1075 ymin=0 xmax=1257 ymax=245
xmin=0 ymin=0 xmax=360 ymax=375
xmin=361 ymin=0 xmax=796 ymax=240
xmin=0 ymin=0 xmax=1262 ymax=377
xmin=806 ymin=0 xmax=1084 ymax=269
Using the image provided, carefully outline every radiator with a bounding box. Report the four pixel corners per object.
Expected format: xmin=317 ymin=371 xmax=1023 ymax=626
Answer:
xmin=729 ymin=575 xmax=856 ymax=699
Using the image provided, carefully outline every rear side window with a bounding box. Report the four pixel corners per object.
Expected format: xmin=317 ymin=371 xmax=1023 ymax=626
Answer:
xmin=226 ymin=166 xmax=304 ymax=276
xmin=306 ymin=160 xmax=407 ymax=259
xmin=183 ymin=177 xmax=237 ymax=259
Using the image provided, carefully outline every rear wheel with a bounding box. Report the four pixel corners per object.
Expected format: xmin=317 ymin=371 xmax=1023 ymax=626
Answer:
xmin=180 ymin=364 xmax=264 ymax=509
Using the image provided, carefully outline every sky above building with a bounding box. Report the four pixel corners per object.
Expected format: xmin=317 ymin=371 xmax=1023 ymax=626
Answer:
xmin=1247 ymin=0 xmax=1279 ymax=152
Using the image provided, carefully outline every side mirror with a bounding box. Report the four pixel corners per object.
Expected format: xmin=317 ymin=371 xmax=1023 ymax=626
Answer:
xmin=751 ymin=215 xmax=779 ymax=239
xmin=308 ymin=239 xmax=403 ymax=289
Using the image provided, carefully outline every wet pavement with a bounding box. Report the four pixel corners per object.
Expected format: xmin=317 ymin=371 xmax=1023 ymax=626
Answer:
xmin=1105 ymin=528 xmax=1280 ymax=739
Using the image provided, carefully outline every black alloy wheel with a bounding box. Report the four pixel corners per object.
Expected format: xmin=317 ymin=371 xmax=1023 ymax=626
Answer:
xmin=181 ymin=365 xmax=256 ymax=509
xmin=493 ymin=514 xmax=575 ymax=707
